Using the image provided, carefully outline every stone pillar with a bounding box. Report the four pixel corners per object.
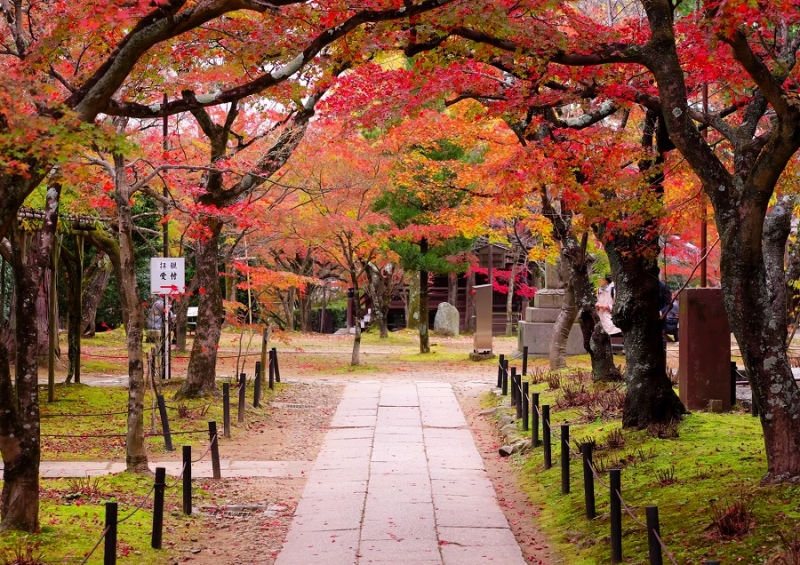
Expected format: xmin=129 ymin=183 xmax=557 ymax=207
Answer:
xmin=516 ymin=260 xmax=582 ymax=356
xmin=678 ymin=288 xmax=732 ymax=410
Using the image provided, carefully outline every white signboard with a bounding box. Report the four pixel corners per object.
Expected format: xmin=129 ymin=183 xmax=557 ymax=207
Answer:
xmin=150 ymin=257 xmax=185 ymax=295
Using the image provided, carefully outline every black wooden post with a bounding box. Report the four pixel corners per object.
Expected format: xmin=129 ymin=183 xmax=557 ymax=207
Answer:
xmin=501 ymin=363 xmax=508 ymax=396
xmin=104 ymin=501 xmax=118 ymax=565
xmin=582 ymin=442 xmax=595 ymax=519
xmin=182 ymin=446 xmax=192 ymax=515
xmin=253 ymin=361 xmax=262 ymax=408
xmin=156 ymin=394 xmax=173 ymax=452
xmin=268 ymin=349 xmax=275 ymax=390
xmin=237 ymin=373 xmax=246 ymax=423
xmin=272 ymin=347 xmax=281 ymax=383
xmin=522 ymin=346 xmax=528 ymax=376
xmin=522 ymin=382 xmax=529 ymax=432
xmin=497 ymin=353 xmax=505 ymax=388
xmin=542 ymin=405 xmax=551 ymax=469
xmin=510 ymin=366 xmax=517 ymax=408
xmin=208 ymin=421 xmax=221 ymax=480
xmin=610 ymin=469 xmax=622 ymax=564
xmin=646 ymin=506 xmax=663 ymax=565
xmin=151 ymin=467 xmax=166 ymax=549
xmin=561 ymin=424 xmax=570 ymax=494
xmin=531 ymin=392 xmax=539 ymax=448
xmin=222 ymin=383 xmax=231 ymax=438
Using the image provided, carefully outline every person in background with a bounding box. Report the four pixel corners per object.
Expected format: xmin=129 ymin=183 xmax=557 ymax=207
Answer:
xmin=664 ymin=293 xmax=679 ymax=342
xmin=146 ymin=297 xmax=164 ymax=343
xmin=596 ymin=275 xmax=622 ymax=337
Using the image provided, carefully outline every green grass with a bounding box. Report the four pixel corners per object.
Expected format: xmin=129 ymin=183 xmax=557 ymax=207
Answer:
xmin=490 ymin=375 xmax=800 ymax=565
xmin=40 ymin=381 xmax=281 ymax=461
xmin=1 ymin=472 xmax=206 ymax=564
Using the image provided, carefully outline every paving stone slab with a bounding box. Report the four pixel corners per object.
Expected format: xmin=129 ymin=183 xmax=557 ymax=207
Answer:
xmin=440 ymin=543 xmax=526 ymax=564
xmin=329 ymin=415 xmax=378 ymax=428
xmin=433 ymin=496 xmax=509 ymax=528
xmin=363 ymin=500 xmax=435 ymax=524
xmin=431 ymin=478 xmax=496 ymax=498
xmin=366 ymin=477 xmax=432 ymax=504
xmin=301 ymin=480 xmax=368 ymax=498
xmin=325 ymin=428 xmax=375 ymax=440
xmin=360 ymin=518 xmax=439 ymax=542
xmin=357 ymin=538 xmax=441 ymax=564
xmin=373 ymin=426 xmax=424 ymax=439
xmin=312 ymin=456 xmax=372 ymax=472
xmin=437 ymin=526 xmax=520 ymax=547
xmin=371 ymin=444 xmax=427 ymax=463
xmin=276 ymin=529 xmax=360 ymax=565
xmin=423 ymin=428 xmax=475 ymax=440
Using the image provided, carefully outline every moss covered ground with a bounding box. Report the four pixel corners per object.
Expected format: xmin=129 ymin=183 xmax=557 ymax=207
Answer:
xmin=1 ymin=471 xmax=207 ymax=564
xmin=491 ymin=370 xmax=800 ymax=564
xmin=40 ymin=379 xmax=281 ymax=461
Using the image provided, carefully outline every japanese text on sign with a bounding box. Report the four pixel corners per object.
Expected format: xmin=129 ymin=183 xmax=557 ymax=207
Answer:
xmin=150 ymin=257 xmax=185 ymax=295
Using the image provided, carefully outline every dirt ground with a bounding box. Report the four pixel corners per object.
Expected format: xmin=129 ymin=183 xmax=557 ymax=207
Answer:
xmin=167 ymin=337 xmax=555 ymax=565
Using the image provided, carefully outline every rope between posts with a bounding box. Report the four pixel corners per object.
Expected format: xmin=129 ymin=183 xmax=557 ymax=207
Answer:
xmin=166 ymin=462 xmax=188 ymax=489
xmin=616 ymin=489 xmax=646 ymax=529
xmin=532 ymin=403 xmax=608 ymax=491
xmin=41 ymin=404 xmax=207 ymax=418
xmin=528 ymin=394 xmax=682 ymax=562
xmin=42 ymin=429 xmax=208 ymax=439
xmin=652 ymin=528 xmax=680 ymax=565
xmin=192 ymin=433 xmax=217 ymax=463
xmin=117 ymin=484 xmax=157 ymax=525
xmin=79 ymin=526 xmax=109 ymax=565
xmin=616 ymin=488 xmax=682 ymax=564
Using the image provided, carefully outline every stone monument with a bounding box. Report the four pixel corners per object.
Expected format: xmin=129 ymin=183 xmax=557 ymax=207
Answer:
xmin=517 ymin=262 xmax=583 ymax=356
xmin=678 ymin=288 xmax=732 ymax=410
xmin=434 ymin=302 xmax=460 ymax=336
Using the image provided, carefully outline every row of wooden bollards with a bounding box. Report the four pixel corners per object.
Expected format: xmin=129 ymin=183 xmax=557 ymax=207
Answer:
xmin=152 ymin=349 xmax=282 ymax=451
xmin=498 ymin=355 xmax=720 ymax=565
xmin=96 ymin=422 xmax=222 ymax=564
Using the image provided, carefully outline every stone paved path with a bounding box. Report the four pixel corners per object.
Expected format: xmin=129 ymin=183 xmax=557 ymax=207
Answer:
xmin=275 ymin=381 xmax=526 ymax=565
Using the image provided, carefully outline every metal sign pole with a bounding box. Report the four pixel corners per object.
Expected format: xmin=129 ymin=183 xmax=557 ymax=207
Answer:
xmin=164 ymin=294 xmax=171 ymax=380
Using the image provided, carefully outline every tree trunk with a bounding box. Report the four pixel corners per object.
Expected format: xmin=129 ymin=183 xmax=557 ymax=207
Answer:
xmin=718 ymin=202 xmax=800 ymax=481
xmin=365 ymin=263 xmax=392 ymax=339
xmin=605 ymin=238 xmax=685 ymax=427
xmin=179 ymin=218 xmax=224 ymax=398
xmin=81 ymin=253 xmax=111 ymax=337
xmin=549 ymin=261 xmax=577 ymax=370
xmin=113 ymin=156 xmax=148 ymax=473
xmin=226 ymin=270 xmax=237 ymax=303
xmin=85 ymin=231 xmax=127 ymax=330
xmin=173 ymin=295 xmax=190 ymax=352
xmin=465 ymin=270 xmax=475 ymax=333
xmin=506 ymin=249 xmax=521 ymax=337
xmin=419 ymin=239 xmax=430 ymax=354
xmin=0 ymin=182 xmax=60 ymax=531
xmin=763 ymin=195 xmax=795 ymax=344
xmin=350 ymin=269 xmax=361 ymax=365
xmin=407 ymin=272 xmax=420 ymax=330
xmin=61 ymin=239 xmax=85 ymax=384
xmin=448 ymin=272 xmax=458 ymax=306
xmin=420 ymin=270 xmax=430 ymax=353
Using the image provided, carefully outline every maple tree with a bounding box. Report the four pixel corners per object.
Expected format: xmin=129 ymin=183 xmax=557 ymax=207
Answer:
xmin=380 ymin=0 xmax=800 ymax=478
xmin=0 ymin=0 xmax=461 ymax=530
xmin=282 ymin=124 xmax=394 ymax=364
